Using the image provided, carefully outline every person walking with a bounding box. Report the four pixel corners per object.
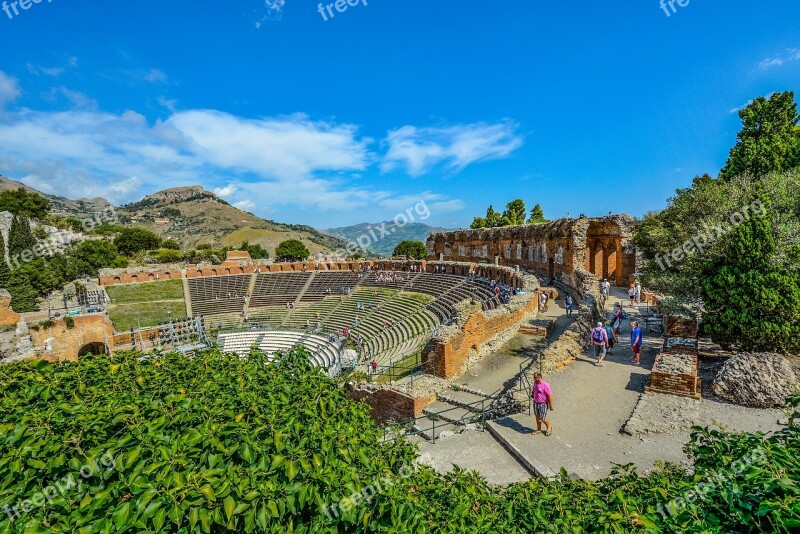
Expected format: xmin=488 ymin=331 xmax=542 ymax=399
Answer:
xmin=634 ymin=281 xmax=642 ymax=304
xmin=612 ymin=303 xmax=624 ymax=334
xmin=565 ymin=295 xmax=574 ymax=317
xmin=603 ymin=321 xmax=617 ymax=355
xmin=592 ymin=322 xmax=609 ymax=366
xmin=630 ymin=320 xmax=643 ymax=366
xmin=628 ymin=286 xmax=636 ymax=306
xmin=531 ymin=372 xmax=554 ymax=436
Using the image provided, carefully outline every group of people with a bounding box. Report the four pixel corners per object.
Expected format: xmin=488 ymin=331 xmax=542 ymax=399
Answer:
xmin=591 ymin=318 xmax=642 ymax=366
xmin=627 ymin=281 xmax=643 ymax=305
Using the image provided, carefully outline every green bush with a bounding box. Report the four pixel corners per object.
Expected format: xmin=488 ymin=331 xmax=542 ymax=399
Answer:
xmin=0 ymin=348 xmax=797 ymax=532
xmin=153 ymin=249 xmax=184 ymax=263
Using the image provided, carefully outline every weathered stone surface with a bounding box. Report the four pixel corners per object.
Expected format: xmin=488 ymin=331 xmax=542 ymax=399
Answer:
xmin=427 ymin=215 xmax=637 ymax=288
xmin=655 ymin=353 xmax=695 ymax=375
xmin=712 ymin=353 xmax=799 ymax=408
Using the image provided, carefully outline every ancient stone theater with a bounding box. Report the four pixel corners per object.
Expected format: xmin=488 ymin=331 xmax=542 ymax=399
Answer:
xmin=426 ymin=215 xmax=638 ymax=288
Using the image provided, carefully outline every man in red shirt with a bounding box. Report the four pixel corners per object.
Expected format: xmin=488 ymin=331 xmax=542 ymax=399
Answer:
xmin=531 ymin=372 xmax=554 ymax=436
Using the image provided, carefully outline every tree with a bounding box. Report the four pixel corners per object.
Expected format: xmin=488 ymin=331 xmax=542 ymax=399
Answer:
xmin=70 ymin=239 xmax=128 ymax=275
xmin=113 ymin=228 xmax=162 ymax=256
xmin=0 ymin=188 xmax=51 ymax=219
xmin=7 ymin=269 xmax=39 ymax=312
xmin=7 ymin=214 xmax=36 ymax=259
xmin=528 ymin=204 xmax=547 ymax=224
xmin=275 ymin=239 xmax=309 ymax=261
xmin=0 ymin=232 xmax=9 ymax=289
xmin=502 ymin=199 xmax=527 ymax=226
xmin=484 ymin=205 xmax=503 ymax=227
xmin=392 ymin=240 xmax=427 ymax=259
xmin=161 ymin=239 xmax=181 ymax=250
xmin=700 ymin=198 xmax=800 ymax=353
xmin=153 ymin=249 xmax=183 ymax=263
xmin=470 ymin=217 xmax=487 ymax=229
xmin=238 ymin=241 xmax=269 ymax=259
xmin=720 ymin=91 xmax=800 ymax=180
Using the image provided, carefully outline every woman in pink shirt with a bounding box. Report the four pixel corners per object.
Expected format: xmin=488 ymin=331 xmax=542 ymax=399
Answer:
xmin=531 ymin=372 xmax=554 ymax=436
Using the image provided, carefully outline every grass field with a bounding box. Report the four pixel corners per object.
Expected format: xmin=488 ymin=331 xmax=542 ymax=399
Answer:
xmin=105 ymin=280 xmax=185 ymax=303
xmin=106 ymin=280 xmax=187 ymax=331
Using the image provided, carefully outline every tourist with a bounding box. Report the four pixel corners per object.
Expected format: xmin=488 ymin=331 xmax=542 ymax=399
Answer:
xmin=628 ymin=286 xmax=636 ymax=306
xmin=634 ymin=281 xmax=642 ymax=304
xmin=592 ymin=322 xmax=608 ymax=366
xmin=370 ymin=360 xmax=377 ymax=374
xmin=612 ymin=303 xmax=624 ymax=334
xmin=531 ymin=372 xmax=554 ymax=437
xmin=603 ymin=321 xmax=617 ymax=355
xmin=565 ymin=295 xmax=574 ymax=317
xmin=630 ymin=321 xmax=642 ymax=366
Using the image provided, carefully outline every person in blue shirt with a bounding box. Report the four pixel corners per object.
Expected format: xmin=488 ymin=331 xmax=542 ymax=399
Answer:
xmin=630 ymin=321 xmax=642 ymax=366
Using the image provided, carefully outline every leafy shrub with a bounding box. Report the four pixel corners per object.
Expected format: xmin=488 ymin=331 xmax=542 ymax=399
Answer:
xmin=63 ymin=316 xmax=74 ymax=329
xmin=0 ymin=349 xmax=798 ymax=532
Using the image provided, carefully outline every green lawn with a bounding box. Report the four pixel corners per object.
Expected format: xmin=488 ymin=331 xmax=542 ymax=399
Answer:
xmin=108 ymin=301 xmax=188 ymax=332
xmin=105 ymin=279 xmax=185 ymax=303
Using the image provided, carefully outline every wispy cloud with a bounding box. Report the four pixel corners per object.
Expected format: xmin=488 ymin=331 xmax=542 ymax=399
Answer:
xmin=381 ymin=120 xmax=523 ymax=176
xmin=0 ymin=71 xmax=20 ymax=109
xmin=255 ymin=0 xmax=286 ymax=28
xmin=759 ymin=48 xmax=800 ymax=69
xmin=26 ymin=57 xmax=79 ymax=77
xmin=729 ymin=91 xmax=776 ymax=114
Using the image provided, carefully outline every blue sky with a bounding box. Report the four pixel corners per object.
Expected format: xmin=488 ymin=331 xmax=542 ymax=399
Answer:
xmin=0 ymin=1 xmax=798 ymax=228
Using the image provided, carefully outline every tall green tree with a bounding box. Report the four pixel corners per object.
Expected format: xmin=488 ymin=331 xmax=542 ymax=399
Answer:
xmin=0 ymin=188 xmax=51 ymax=219
xmin=275 ymin=239 xmax=309 ymax=261
xmin=484 ymin=205 xmax=503 ymax=227
xmin=113 ymin=228 xmax=162 ymax=256
xmin=720 ymin=91 xmax=800 ymax=180
xmin=392 ymin=240 xmax=426 ymax=259
xmin=527 ymin=204 xmax=547 ymax=223
xmin=7 ymin=269 xmax=39 ymax=312
xmin=470 ymin=216 xmax=487 ymax=229
xmin=0 ymin=232 xmax=9 ymax=289
xmin=8 ymin=214 xmax=36 ymax=260
xmin=501 ymin=199 xmax=527 ymax=226
xmin=700 ymin=198 xmax=800 ymax=353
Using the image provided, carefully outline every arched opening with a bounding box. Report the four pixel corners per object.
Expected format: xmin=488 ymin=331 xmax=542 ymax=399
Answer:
xmin=78 ymin=342 xmax=106 ymax=357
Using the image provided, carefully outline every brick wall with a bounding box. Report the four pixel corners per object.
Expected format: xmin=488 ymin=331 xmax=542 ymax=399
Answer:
xmin=347 ymin=385 xmax=436 ymax=424
xmin=423 ymin=294 xmax=538 ymax=379
xmin=99 ymin=270 xmax=181 ymax=286
xmin=645 ymin=353 xmax=701 ymax=399
xmin=29 ymin=315 xmax=115 ymax=362
xmin=0 ymin=291 xmax=20 ymax=327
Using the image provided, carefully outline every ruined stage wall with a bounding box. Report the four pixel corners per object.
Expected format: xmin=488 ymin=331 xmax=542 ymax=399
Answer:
xmin=427 ymin=215 xmax=637 ymax=288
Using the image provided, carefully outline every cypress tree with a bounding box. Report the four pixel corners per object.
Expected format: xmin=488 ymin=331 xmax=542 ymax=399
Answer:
xmin=7 ymin=270 xmax=39 ymax=312
xmin=8 ymin=214 xmax=36 ymax=261
xmin=0 ymin=232 xmax=10 ymax=289
xmin=700 ymin=198 xmax=800 ymax=353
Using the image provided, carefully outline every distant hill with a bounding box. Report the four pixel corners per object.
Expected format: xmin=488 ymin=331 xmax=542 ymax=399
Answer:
xmin=0 ymin=176 xmax=348 ymax=255
xmin=0 ymin=175 xmax=111 ymax=216
xmin=325 ymin=221 xmax=448 ymax=256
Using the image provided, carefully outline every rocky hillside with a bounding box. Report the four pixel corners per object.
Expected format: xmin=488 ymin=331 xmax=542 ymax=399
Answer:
xmin=117 ymin=186 xmax=349 ymax=254
xmin=0 ymin=177 xmax=348 ymax=255
xmin=0 ymin=175 xmax=111 ymax=216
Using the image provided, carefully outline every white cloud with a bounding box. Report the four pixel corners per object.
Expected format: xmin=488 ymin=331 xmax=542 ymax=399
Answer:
xmin=0 ymin=77 xmax=474 ymax=223
xmin=0 ymin=71 xmax=20 ymax=109
xmin=759 ymin=48 xmax=800 ymax=69
xmin=233 ymin=199 xmax=256 ymax=211
xmin=214 ymin=184 xmax=237 ymax=197
xmin=145 ymin=69 xmax=168 ymax=83
xmin=381 ymin=120 xmax=523 ymax=176
xmin=27 ymin=63 xmax=65 ymax=77
xmin=157 ymin=96 xmax=178 ymax=112
xmin=256 ymin=0 xmax=286 ymax=27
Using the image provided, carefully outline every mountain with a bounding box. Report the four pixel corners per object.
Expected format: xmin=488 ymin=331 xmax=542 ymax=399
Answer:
xmin=117 ymin=186 xmax=349 ymax=254
xmin=325 ymin=222 xmax=448 ymax=256
xmin=0 ymin=175 xmax=111 ymax=216
xmin=0 ymin=176 xmax=348 ymax=255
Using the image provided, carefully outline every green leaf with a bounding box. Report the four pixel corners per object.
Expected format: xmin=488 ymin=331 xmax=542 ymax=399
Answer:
xmin=199 ymin=484 xmax=216 ymax=501
xmin=224 ymin=496 xmax=236 ymax=521
xmin=111 ymin=502 xmax=130 ymax=531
